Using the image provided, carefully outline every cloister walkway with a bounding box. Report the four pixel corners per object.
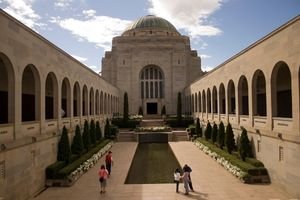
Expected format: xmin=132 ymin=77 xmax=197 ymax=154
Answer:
xmin=33 ymin=142 xmax=296 ymax=200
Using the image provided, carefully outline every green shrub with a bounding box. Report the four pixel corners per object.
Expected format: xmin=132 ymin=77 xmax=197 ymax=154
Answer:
xmin=195 ymin=118 xmax=202 ymax=137
xmin=217 ymin=121 xmax=225 ymax=149
xmin=165 ymin=117 xmax=194 ymax=128
xmin=95 ymin=121 xmax=102 ymax=141
xmin=177 ymin=92 xmax=182 ymax=123
xmin=225 ymin=123 xmax=235 ymax=154
xmin=239 ymin=128 xmax=251 ymax=161
xmin=138 ymin=106 xmax=143 ymax=115
xmin=57 ymin=126 xmax=71 ymax=163
xmin=82 ymin=120 xmax=91 ymax=151
xmin=45 ymin=161 xmax=66 ymax=179
xmin=71 ymin=125 xmax=84 ymax=155
xmin=90 ymin=120 xmax=96 ymax=145
xmin=204 ymin=121 xmax=212 ymax=140
xmin=123 ymin=92 xmax=129 ymax=123
xmin=246 ymin=158 xmax=264 ymax=167
xmin=212 ymin=123 xmax=218 ymax=143
xmin=104 ymin=118 xmax=111 ymax=139
xmin=187 ymin=124 xmax=196 ymax=136
xmin=110 ymin=125 xmax=118 ymax=139
xmin=161 ymin=105 xmax=166 ymax=115
xmin=111 ymin=118 xmax=140 ymax=128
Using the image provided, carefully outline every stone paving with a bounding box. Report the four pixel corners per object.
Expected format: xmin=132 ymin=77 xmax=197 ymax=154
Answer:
xmin=33 ymin=142 xmax=298 ymax=200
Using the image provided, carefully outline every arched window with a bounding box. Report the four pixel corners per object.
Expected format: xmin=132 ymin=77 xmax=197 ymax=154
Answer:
xmin=22 ymin=64 xmax=40 ymax=122
xmin=104 ymin=93 xmax=107 ymax=114
xmin=45 ymin=72 xmax=58 ymax=119
xmin=195 ymin=93 xmax=198 ymax=112
xmin=228 ymin=80 xmax=235 ymax=114
xmin=207 ymin=88 xmax=211 ymax=113
xmin=100 ymin=91 xmax=103 ymax=114
xmin=191 ymin=94 xmax=194 ymax=113
xmin=96 ymin=90 xmax=99 ymax=115
xmin=0 ymin=53 xmax=14 ymax=124
xmin=271 ymin=61 xmax=292 ymax=117
xmin=89 ymin=88 xmax=94 ymax=115
xmin=61 ymin=78 xmax=71 ymax=118
xmin=198 ymin=91 xmax=201 ymax=112
xmin=140 ymin=65 xmax=164 ymax=99
xmin=212 ymin=86 xmax=218 ymax=113
xmin=219 ymin=83 xmax=226 ymax=114
xmin=73 ymin=82 xmax=80 ymax=117
xmin=252 ymin=70 xmax=266 ymax=116
xmin=82 ymin=85 xmax=88 ymax=116
xmin=202 ymin=90 xmax=206 ymax=113
xmin=238 ymin=76 xmax=249 ymax=115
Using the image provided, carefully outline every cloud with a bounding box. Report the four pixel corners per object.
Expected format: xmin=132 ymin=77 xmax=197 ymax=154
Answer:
xmin=82 ymin=9 xmax=96 ymax=18
xmin=51 ymin=15 xmax=132 ymax=50
xmin=54 ymin=0 xmax=73 ymax=8
xmin=71 ymin=54 xmax=87 ymax=62
xmin=202 ymin=65 xmax=214 ymax=71
xmin=148 ymin=0 xmax=222 ymax=38
xmin=2 ymin=0 xmax=41 ymax=29
xmin=200 ymin=54 xmax=211 ymax=59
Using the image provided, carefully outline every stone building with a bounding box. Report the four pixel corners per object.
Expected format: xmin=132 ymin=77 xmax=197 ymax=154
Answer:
xmin=102 ymin=15 xmax=203 ymax=115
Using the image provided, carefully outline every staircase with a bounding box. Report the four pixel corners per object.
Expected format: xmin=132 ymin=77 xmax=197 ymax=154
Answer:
xmin=173 ymin=130 xmax=189 ymax=141
xmin=117 ymin=131 xmax=136 ymax=142
xmin=140 ymin=119 xmax=165 ymax=127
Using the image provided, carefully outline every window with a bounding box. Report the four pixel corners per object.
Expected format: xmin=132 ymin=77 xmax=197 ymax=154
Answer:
xmin=140 ymin=65 xmax=164 ymax=99
xmin=257 ymin=140 xmax=260 ymax=152
xmin=279 ymin=146 xmax=284 ymax=161
xmin=0 ymin=161 xmax=5 ymax=179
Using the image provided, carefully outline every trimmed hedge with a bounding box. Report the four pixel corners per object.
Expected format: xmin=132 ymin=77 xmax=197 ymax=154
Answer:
xmin=111 ymin=118 xmax=140 ymax=128
xmin=165 ymin=117 xmax=194 ymax=128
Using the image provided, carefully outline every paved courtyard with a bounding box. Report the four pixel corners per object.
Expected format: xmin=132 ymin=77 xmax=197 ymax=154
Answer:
xmin=33 ymin=142 xmax=298 ymax=200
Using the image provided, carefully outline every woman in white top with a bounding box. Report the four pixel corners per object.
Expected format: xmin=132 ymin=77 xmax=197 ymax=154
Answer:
xmin=174 ymin=168 xmax=181 ymax=193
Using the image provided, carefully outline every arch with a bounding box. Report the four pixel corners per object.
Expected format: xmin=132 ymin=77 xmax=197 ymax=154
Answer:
xmin=100 ymin=91 xmax=103 ymax=114
xmin=191 ymin=94 xmax=194 ymax=113
xmin=219 ymin=83 xmax=226 ymax=114
xmin=108 ymin=94 xmax=111 ymax=114
xmin=0 ymin=53 xmax=15 ymax=124
xmin=252 ymin=70 xmax=266 ymax=116
xmin=104 ymin=93 xmax=107 ymax=114
xmin=238 ymin=76 xmax=249 ymax=115
xmin=140 ymin=65 xmax=164 ymax=99
xmin=22 ymin=64 xmax=41 ymax=122
xmin=212 ymin=86 xmax=218 ymax=113
xmin=202 ymin=90 xmax=206 ymax=113
xmin=227 ymin=80 xmax=236 ymax=114
xmin=95 ymin=90 xmax=99 ymax=115
xmin=195 ymin=93 xmax=198 ymax=112
xmin=61 ymin=78 xmax=71 ymax=118
xmin=89 ymin=87 xmax=94 ymax=115
xmin=73 ymin=82 xmax=81 ymax=117
xmin=207 ymin=88 xmax=211 ymax=113
xmin=271 ymin=61 xmax=292 ymax=117
xmin=198 ymin=91 xmax=201 ymax=112
xmin=82 ymin=85 xmax=88 ymax=116
xmin=45 ymin=72 xmax=58 ymax=119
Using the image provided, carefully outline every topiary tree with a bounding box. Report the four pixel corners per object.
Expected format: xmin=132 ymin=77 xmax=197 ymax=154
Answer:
xmin=239 ymin=128 xmax=251 ymax=161
xmin=161 ymin=105 xmax=166 ymax=116
xmin=95 ymin=121 xmax=102 ymax=141
xmin=123 ymin=92 xmax=129 ymax=123
xmin=71 ymin=125 xmax=84 ymax=155
xmin=82 ymin=120 xmax=91 ymax=151
xmin=195 ymin=118 xmax=202 ymax=137
xmin=225 ymin=123 xmax=235 ymax=154
xmin=212 ymin=123 xmax=218 ymax=143
xmin=177 ymin=92 xmax=182 ymax=125
xmin=90 ymin=119 xmax=96 ymax=145
xmin=104 ymin=118 xmax=111 ymax=139
xmin=218 ymin=121 xmax=225 ymax=149
xmin=204 ymin=121 xmax=212 ymax=140
xmin=57 ymin=126 xmax=71 ymax=163
xmin=138 ymin=106 xmax=143 ymax=116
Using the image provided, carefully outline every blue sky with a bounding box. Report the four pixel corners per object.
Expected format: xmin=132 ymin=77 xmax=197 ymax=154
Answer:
xmin=0 ymin=0 xmax=299 ymax=73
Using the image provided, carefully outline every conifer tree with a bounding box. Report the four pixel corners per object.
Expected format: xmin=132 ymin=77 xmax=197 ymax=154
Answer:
xmin=57 ymin=126 xmax=71 ymax=163
xmin=90 ymin=119 xmax=96 ymax=145
xmin=138 ymin=106 xmax=143 ymax=115
xmin=212 ymin=123 xmax=218 ymax=143
xmin=71 ymin=125 xmax=84 ymax=155
xmin=225 ymin=123 xmax=235 ymax=154
xmin=195 ymin=118 xmax=202 ymax=137
xmin=239 ymin=128 xmax=251 ymax=161
xmin=161 ymin=105 xmax=166 ymax=115
xmin=177 ymin=92 xmax=182 ymax=125
xmin=95 ymin=121 xmax=102 ymax=141
xmin=218 ymin=121 xmax=225 ymax=149
xmin=104 ymin=118 xmax=111 ymax=139
xmin=82 ymin=120 xmax=91 ymax=150
xmin=123 ymin=92 xmax=129 ymax=123
xmin=204 ymin=121 xmax=212 ymax=140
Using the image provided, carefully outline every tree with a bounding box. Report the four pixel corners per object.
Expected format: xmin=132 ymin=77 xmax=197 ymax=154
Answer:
xmin=204 ymin=121 xmax=212 ymax=140
xmin=225 ymin=123 xmax=235 ymax=154
xmin=82 ymin=120 xmax=91 ymax=150
xmin=123 ymin=92 xmax=129 ymax=123
xmin=95 ymin=121 xmax=102 ymax=141
xmin=239 ymin=128 xmax=251 ymax=161
xmin=71 ymin=125 xmax=84 ymax=155
xmin=218 ymin=121 xmax=225 ymax=149
xmin=195 ymin=118 xmax=202 ymax=137
xmin=177 ymin=92 xmax=182 ymax=124
xmin=104 ymin=118 xmax=111 ymax=139
xmin=138 ymin=106 xmax=143 ymax=115
xmin=57 ymin=126 xmax=71 ymax=163
xmin=90 ymin=119 xmax=96 ymax=145
xmin=161 ymin=105 xmax=166 ymax=116
xmin=212 ymin=123 xmax=218 ymax=143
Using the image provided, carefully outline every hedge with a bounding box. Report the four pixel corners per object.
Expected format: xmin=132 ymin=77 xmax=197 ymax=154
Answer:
xmin=165 ymin=117 xmax=194 ymax=128
xmin=111 ymin=118 xmax=140 ymax=128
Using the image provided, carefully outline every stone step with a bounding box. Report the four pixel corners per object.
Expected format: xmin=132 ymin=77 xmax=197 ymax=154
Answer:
xmin=117 ymin=131 xmax=136 ymax=142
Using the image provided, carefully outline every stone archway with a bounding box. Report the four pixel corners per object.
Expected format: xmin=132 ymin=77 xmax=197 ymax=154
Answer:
xmin=45 ymin=72 xmax=58 ymax=119
xmin=228 ymin=80 xmax=235 ymax=114
xmin=252 ymin=70 xmax=266 ymax=116
xmin=73 ymin=82 xmax=80 ymax=117
xmin=61 ymin=78 xmax=71 ymax=118
xmin=219 ymin=83 xmax=226 ymax=114
xmin=238 ymin=76 xmax=249 ymax=115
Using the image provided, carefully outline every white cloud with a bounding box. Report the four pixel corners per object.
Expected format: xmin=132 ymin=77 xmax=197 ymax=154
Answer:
xmin=71 ymin=54 xmax=87 ymax=62
xmin=2 ymin=0 xmax=41 ymax=29
xmin=51 ymin=16 xmax=132 ymax=50
xmin=202 ymin=65 xmax=214 ymax=71
xmin=148 ymin=0 xmax=222 ymax=38
xmin=54 ymin=0 xmax=73 ymax=8
xmin=82 ymin=9 xmax=96 ymax=18
xmin=200 ymin=54 xmax=211 ymax=59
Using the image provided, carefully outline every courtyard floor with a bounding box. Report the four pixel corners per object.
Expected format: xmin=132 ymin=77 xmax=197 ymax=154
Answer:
xmin=33 ymin=141 xmax=297 ymax=200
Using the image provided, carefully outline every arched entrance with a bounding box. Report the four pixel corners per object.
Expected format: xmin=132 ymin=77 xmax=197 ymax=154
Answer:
xmin=45 ymin=72 xmax=58 ymax=120
xmin=140 ymin=65 xmax=164 ymax=115
xmin=252 ymin=70 xmax=266 ymax=116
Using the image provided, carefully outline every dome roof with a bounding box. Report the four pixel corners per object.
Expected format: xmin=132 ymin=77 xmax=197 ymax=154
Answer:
xmin=124 ymin=15 xmax=178 ymax=33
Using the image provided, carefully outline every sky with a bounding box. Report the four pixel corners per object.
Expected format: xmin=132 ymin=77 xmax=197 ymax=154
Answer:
xmin=0 ymin=0 xmax=299 ymax=73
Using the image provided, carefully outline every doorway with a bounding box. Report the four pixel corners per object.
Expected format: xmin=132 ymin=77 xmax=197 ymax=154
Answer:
xmin=147 ymin=102 xmax=157 ymax=114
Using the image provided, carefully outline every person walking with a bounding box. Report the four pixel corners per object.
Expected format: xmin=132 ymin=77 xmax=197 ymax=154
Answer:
xmin=105 ymin=151 xmax=113 ymax=175
xmin=181 ymin=169 xmax=190 ymax=195
xmin=174 ymin=168 xmax=181 ymax=193
xmin=183 ymin=164 xmax=194 ymax=192
xmin=98 ymin=164 xmax=109 ymax=193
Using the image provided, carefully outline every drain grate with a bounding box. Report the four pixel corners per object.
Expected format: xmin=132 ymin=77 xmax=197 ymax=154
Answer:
xmin=0 ymin=161 xmax=5 ymax=179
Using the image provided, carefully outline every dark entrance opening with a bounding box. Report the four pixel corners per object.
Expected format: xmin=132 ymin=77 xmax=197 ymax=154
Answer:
xmin=147 ymin=102 xmax=157 ymax=114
